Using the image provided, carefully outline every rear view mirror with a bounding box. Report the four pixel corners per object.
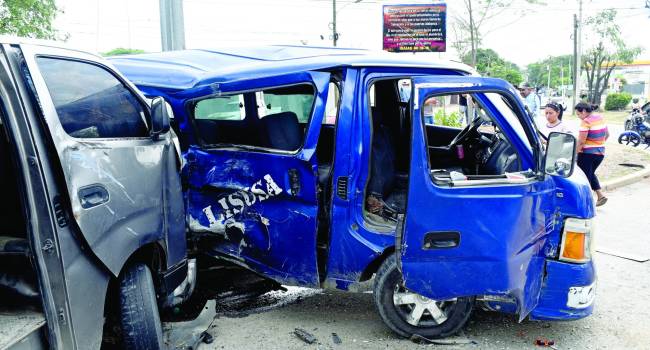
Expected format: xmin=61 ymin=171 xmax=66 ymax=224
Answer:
xmin=150 ymin=96 xmax=171 ymax=140
xmin=544 ymin=132 xmax=576 ymax=177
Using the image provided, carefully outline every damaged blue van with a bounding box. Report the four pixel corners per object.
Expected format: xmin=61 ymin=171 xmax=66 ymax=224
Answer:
xmin=112 ymin=46 xmax=597 ymax=338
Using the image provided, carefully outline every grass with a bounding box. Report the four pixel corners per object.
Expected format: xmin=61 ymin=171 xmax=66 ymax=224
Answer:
xmin=563 ymin=110 xmax=629 ymax=126
xmin=596 ymin=141 xmax=650 ymax=183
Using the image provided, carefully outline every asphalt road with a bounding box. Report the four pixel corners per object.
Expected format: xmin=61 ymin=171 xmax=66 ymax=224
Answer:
xmin=186 ymin=178 xmax=650 ymax=350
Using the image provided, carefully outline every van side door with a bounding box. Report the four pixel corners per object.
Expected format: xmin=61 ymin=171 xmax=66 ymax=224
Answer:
xmin=185 ymin=71 xmax=330 ymax=287
xmin=16 ymin=44 xmax=185 ymax=276
xmin=399 ymin=76 xmax=555 ymax=318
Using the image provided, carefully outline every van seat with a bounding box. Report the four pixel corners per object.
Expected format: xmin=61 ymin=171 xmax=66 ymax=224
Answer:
xmin=0 ymin=236 xmax=29 ymax=255
xmin=0 ymin=236 xmax=39 ymax=300
xmin=260 ymin=112 xmax=302 ymax=151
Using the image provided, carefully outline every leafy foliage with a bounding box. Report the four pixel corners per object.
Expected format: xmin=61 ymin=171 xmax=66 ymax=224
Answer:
xmin=0 ymin=0 xmax=60 ymax=39
xmin=582 ymin=10 xmax=643 ymax=105
xmin=102 ymin=48 xmax=147 ymax=57
xmin=526 ymin=55 xmax=573 ymax=89
xmin=462 ymin=48 xmax=523 ymax=86
xmin=604 ymin=92 xmax=632 ymax=111
xmin=434 ymin=109 xmax=463 ymax=128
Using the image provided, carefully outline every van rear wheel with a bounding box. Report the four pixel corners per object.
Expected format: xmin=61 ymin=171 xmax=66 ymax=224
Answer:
xmin=373 ymin=255 xmax=473 ymax=339
xmin=119 ymin=263 xmax=164 ymax=350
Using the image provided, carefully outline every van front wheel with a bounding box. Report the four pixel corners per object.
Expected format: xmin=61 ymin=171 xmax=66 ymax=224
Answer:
xmin=119 ymin=263 xmax=164 ymax=350
xmin=373 ymin=255 xmax=473 ymax=339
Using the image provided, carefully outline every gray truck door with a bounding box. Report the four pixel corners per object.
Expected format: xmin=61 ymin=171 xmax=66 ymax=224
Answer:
xmin=19 ymin=44 xmax=183 ymax=276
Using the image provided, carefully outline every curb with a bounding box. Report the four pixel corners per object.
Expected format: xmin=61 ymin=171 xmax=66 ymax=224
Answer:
xmin=601 ymin=166 xmax=650 ymax=192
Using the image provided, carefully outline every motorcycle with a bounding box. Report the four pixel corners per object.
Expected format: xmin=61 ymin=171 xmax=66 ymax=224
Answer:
xmin=624 ymin=104 xmax=650 ymax=130
xmin=619 ymin=111 xmax=650 ymax=148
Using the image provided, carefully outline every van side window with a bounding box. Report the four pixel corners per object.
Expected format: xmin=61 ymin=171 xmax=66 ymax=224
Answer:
xmin=195 ymin=95 xmax=245 ymax=121
xmin=425 ymin=93 xmax=523 ymax=181
xmin=192 ymin=84 xmax=315 ymax=152
xmin=36 ymin=57 xmax=148 ymax=138
xmin=324 ymin=82 xmax=340 ymax=125
xmin=257 ymin=86 xmax=314 ymax=123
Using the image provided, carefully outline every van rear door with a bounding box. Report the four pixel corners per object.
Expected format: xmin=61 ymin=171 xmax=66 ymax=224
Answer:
xmin=399 ymin=76 xmax=554 ymax=318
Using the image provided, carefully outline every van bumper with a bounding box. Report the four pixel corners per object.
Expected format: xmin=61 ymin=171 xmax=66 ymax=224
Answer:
xmin=529 ymin=259 xmax=596 ymax=321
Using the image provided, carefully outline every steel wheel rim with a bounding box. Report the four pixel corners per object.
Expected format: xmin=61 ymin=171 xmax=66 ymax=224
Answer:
xmin=392 ymin=284 xmax=456 ymax=327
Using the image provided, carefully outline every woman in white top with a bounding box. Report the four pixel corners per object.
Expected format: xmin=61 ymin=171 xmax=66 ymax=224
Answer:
xmin=541 ymin=101 xmax=572 ymax=137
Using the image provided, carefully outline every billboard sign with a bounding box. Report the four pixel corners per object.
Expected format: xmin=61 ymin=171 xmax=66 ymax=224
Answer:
xmin=383 ymin=4 xmax=447 ymax=53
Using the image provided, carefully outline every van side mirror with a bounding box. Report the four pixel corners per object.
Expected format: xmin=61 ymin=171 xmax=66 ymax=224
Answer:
xmin=544 ymin=132 xmax=576 ymax=177
xmin=150 ymin=96 xmax=170 ymax=140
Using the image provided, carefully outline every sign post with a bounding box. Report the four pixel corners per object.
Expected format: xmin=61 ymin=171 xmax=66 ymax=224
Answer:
xmin=383 ymin=4 xmax=447 ymax=53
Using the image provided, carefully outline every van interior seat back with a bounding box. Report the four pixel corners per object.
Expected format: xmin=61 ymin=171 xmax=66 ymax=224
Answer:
xmin=260 ymin=111 xmax=302 ymax=151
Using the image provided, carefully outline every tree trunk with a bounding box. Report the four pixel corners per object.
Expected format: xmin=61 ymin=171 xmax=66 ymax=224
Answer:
xmin=468 ymin=0 xmax=476 ymax=67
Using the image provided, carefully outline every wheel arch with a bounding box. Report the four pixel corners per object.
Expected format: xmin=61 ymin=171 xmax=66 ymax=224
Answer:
xmin=103 ymin=242 xmax=167 ymax=312
xmin=359 ymin=245 xmax=396 ymax=282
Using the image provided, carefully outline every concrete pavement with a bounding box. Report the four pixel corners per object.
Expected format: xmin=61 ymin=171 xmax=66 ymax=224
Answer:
xmin=191 ymin=179 xmax=650 ymax=350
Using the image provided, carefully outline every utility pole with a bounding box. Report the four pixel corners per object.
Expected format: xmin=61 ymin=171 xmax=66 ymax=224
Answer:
xmin=560 ymin=61 xmax=566 ymax=98
xmin=332 ymin=0 xmax=337 ymax=46
xmin=547 ymin=64 xmax=551 ymax=94
xmin=468 ymin=0 xmax=476 ymax=66
xmin=572 ymin=0 xmax=583 ymax=111
xmin=160 ymin=0 xmax=185 ymax=51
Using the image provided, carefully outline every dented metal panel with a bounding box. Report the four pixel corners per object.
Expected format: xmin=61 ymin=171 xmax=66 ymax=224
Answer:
xmin=19 ymin=44 xmax=186 ymax=276
xmin=399 ymin=76 xmax=556 ymax=319
xmin=185 ymin=71 xmax=330 ymax=287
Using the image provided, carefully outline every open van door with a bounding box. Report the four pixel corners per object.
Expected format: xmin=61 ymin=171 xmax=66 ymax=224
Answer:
xmin=184 ymin=71 xmax=330 ymax=287
xmin=398 ymin=76 xmax=554 ymax=318
xmin=16 ymin=44 xmax=185 ymax=276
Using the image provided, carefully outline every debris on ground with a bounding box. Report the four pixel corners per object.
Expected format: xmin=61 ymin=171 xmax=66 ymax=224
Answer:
xmin=331 ymin=332 xmax=342 ymax=344
xmin=293 ymin=328 xmax=317 ymax=344
xmin=535 ymin=337 xmax=557 ymax=349
xmin=410 ymin=334 xmax=477 ymax=345
xmin=201 ymin=332 xmax=214 ymax=344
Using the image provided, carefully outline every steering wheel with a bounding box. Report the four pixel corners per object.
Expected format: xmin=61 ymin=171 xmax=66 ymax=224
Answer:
xmin=448 ymin=117 xmax=483 ymax=148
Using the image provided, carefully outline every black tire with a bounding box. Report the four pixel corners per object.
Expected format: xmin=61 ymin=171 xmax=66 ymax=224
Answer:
xmin=119 ymin=263 xmax=164 ymax=350
xmin=618 ymin=134 xmax=627 ymax=145
xmin=373 ymin=255 xmax=473 ymax=339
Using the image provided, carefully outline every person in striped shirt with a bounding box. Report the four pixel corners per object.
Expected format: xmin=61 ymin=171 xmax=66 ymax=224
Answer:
xmin=575 ymin=101 xmax=609 ymax=206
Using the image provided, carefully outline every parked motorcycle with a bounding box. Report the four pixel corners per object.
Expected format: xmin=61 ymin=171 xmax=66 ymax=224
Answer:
xmin=619 ymin=112 xmax=650 ymax=148
xmin=624 ymin=103 xmax=650 ymax=130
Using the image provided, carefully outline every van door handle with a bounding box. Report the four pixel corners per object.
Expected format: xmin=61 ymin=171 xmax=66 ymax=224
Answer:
xmin=78 ymin=184 xmax=110 ymax=209
xmin=423 ymin=231 xmax=460 ymax=249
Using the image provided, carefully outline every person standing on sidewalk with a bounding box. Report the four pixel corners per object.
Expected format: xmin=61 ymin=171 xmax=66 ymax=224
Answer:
xmin=541 ymin=102 xmax=572 ymax=138
xmin=518 ymin=82 xmax=540 ymax=120
xmin=575 ymin=101 xmax=609 ymax=206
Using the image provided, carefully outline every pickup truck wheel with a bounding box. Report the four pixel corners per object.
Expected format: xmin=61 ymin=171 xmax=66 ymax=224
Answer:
xmin=373 ymin=255 xmax=473 ymax=339
xmin=119 ymin=263 xmax=164 ymax=350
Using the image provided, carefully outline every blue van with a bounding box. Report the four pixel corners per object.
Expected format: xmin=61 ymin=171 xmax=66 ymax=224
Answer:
xmin=112 ymin=46 xmax=596 ymax=339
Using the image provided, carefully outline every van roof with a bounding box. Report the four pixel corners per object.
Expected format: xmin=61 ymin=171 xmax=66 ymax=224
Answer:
xmin=109 ymin=45 xmax=475 ymax=91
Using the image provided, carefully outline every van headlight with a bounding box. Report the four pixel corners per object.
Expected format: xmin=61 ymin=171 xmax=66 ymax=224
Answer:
xmin=559 ymin=218 xmax=594 ymax=263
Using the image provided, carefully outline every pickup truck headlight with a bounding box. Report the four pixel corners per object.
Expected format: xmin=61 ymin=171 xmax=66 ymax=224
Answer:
xmin=559 ymin=218 xmax=594 ymax=263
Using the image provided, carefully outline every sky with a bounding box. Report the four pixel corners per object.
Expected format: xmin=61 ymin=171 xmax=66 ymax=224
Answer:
xmin=53 ymin=0 xmax=650 ymax=68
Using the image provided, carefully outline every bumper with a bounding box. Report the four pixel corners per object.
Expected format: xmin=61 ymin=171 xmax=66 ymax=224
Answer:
xmin=529 ymin=259 xmax=596 ymax=321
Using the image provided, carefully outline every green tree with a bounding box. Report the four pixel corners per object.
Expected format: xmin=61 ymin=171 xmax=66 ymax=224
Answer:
xmin=452 ymin=0 xmax=544 ymax=67
xmin=526 ymin=55 xmax=573 ymax=89
xmin=0 ymin=0 xmax=60 ymax=39
xmin=462 ymin=48 xmax=523 ymax=86
xmin=582 ymin=9 xmax=643 ymax=105
xmin=102 ymin=48 xmax=147 ymax=57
